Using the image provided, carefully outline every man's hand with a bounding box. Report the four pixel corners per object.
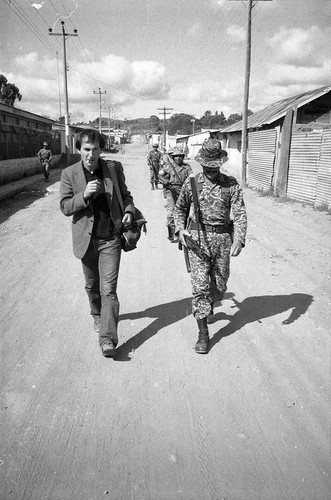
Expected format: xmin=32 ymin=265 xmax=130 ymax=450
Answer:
xmin=122 ymin=212 xmax=133 ymax=228
xmin=83 ymin=179 xmax=102 ymax=200
xmin=178 ymin=229 xmax=190 ymax=246
xmin=230 ymin=240 xmax=243 ymax=257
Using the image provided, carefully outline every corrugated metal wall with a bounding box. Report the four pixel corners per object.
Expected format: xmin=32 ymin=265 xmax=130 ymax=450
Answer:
xmin=247 ymin=130 xmax=277 ymax=190
xmin=315 ymin=129 xmax=331 ymax=209
xmin=287 ymin=132 xmax=321 ymax=204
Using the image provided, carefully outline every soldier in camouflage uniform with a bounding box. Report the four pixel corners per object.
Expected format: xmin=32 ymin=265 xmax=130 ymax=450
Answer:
xmin=158 ymin=146 xmax=192 ymax=242
xmin=147 ymin=143 xmax=162 ymax=190
xmin=174 ymin=139 xmax=247 ymax=354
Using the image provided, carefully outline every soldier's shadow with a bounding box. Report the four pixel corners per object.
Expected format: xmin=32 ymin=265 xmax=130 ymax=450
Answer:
xmin=208 ymin=292 xmax=314 ymax=351
xmin=114 ymin=292 xmax=313 ymax=360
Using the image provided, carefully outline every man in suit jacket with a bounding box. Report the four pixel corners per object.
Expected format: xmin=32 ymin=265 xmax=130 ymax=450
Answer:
xmin=60 ymin=129 xmax=135 ymax=358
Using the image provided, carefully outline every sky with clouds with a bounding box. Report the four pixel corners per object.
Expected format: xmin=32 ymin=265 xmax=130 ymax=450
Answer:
xmin=0 ymin=0 xmax=330 ymax=123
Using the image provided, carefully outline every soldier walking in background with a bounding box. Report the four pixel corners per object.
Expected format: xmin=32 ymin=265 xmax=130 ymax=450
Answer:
xmin=174 ymin=139 xmax=247 ymax=354
xmin=147 ymin=142 xmax=162 ymax=190
xmin=158 ymin=146 xmax=192 ymax=242
xmin=37 ymin=141 xmax=52 ymax=181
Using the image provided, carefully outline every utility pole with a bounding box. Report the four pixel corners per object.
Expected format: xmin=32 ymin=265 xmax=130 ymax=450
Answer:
xmin=93 ymin=87 xmax=107 ymax=134
xmin=228 ymin=0 xmax=272 ymax=186
xmin=104 ymin=106 xmax=114 ymax=148
xmin=157 ymin=106 xmax=173 ymax=150
xmin=49 ymin=21 xmax=78 ymax=165
xmin=191 ymin=117 xmax=196 ymax=135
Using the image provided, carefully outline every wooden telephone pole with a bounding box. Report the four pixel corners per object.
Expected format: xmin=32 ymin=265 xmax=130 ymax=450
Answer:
xmin=157 ymin=107 xmax=173 ymax=150
xmin=229 ymin=0 xmax=272 ymax=186
xmin=93 ymin=88 xmax=107 ymax=134
xmin=49 ymin=21 xmax=78 ymax=165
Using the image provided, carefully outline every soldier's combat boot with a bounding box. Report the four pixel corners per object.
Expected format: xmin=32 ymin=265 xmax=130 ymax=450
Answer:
xmin=195 ymin=317 xmax=209 ymax=354
xmin=151 ymin=182 xmax=155 ymax=190
xmin=154 ymin=181 xmax=158 ymax=189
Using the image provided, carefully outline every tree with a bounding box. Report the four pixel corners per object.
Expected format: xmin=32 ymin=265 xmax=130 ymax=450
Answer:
xmin=0 ymin=74 xmax=22 ymax=106
xmin=149 ymin=115 xmax=160 ymax=133
xmin=168 ymin=113 xmax=195 ymax=135
xmin=227 ymin=113 xmax=242 ymax=125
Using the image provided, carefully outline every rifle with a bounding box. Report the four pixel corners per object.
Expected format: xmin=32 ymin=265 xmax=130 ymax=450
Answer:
xmin=178 ymin=239 xmax=191 ymax=273
xmin=189 ymin=174 xmax=201 ymax=246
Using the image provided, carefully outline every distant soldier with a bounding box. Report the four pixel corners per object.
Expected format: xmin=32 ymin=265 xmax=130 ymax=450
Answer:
xmin=147 ymin=143 xmax=162 ymax=190
xmin=37 ymin=142 xmax=52 ymax=181
xmin=158 ymin=146 xmax=192 ymax=242
xmin=174 ymin=139 xmax=247 ymax=354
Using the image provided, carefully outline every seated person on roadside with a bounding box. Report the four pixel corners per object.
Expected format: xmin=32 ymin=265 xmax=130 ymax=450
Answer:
xmin=174 ymin=139 xmax=247 ymax=354
xmin=158 ymin=146 xmax=192 ymax=242
xmin=60 ymin=129 xmax=135 ymax=358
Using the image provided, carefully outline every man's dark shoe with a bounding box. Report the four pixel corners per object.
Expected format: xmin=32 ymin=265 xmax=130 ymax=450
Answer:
xmin=101 ymin=341 xmax=117 ymax=357
xmin=195 ymin=336 xmax=209 ymax=354
xmin=93 ymin=318 xmax=101 ymax=334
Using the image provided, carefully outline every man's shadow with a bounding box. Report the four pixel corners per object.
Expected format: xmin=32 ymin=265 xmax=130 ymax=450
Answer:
xmin=115 ymin=297 xmax=192 ymax=360
xmin=208 ymin=292 xmax=314 ymax=351
xmin=114 ymin=293 xmax=313 ymax=360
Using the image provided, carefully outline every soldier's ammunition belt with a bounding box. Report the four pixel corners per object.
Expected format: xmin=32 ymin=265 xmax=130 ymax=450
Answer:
xmin=189 ymin=221 xmax=233 ymax=234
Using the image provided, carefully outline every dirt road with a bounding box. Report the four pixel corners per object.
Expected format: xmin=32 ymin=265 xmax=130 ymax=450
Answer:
xmin=1 ymin=141 xmax=330 ymax=499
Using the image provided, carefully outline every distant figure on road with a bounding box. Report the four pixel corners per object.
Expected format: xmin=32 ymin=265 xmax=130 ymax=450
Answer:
xmin=174 ymin=139 xmax=247 ymax=354
xmin=158 ymin=146 xmax=192 ymax=242
xmin=37 ymin=141 xmax=52 ymax=181
xmin=147 ymin=142 xmax=162 ymax=190
xmin=60 ymin=129 xmax=136 ymax=358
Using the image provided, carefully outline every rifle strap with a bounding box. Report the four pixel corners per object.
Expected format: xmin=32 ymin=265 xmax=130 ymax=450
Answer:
xmin=189 ymin=174 xmax=201 ymax=245
xmin=169 ymin=158 xmax=183 ymax=186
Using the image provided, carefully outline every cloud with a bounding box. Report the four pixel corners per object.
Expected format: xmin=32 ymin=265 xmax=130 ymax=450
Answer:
xmin=187 ymin=23 xmax=204 ymax=38
xmin=264 ymin=26 xmax=331 ymax=92
xmin=170 ymin=79 xmax=244 ymax=113
xmin=4 ymin=52 xmax=170 ymax=121
xmin=226 ymin=25 xmax=246 ymax=43
xmin=267 ymin=26 xmax=331 ymax=67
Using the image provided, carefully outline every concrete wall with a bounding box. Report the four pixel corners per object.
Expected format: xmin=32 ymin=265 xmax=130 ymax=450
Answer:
xmin=0 ymin=155 xmax=62 ymax=185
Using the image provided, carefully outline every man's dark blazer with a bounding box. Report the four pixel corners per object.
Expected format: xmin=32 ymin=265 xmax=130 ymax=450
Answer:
xmin=60 ymin=158 xmax=134 ymax=259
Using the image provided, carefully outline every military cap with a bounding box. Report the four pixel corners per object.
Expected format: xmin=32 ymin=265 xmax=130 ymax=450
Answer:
xmin=195 ymin=138 xmax=227 ymax=169
xmin=43 ymin=142 xmax=49 ymax=146
xmin=169 ymin=146 xmax=185 ymax=156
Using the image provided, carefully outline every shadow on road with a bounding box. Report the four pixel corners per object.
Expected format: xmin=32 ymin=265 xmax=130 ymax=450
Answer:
xmin=114 ymin=292 xmax=313 ymax=359
xmin=0 ymin=169 xmax=62 ymax=225
xmin=209 ymin=292 xmax=314 ymax=351
xmin=115 ymin=297 xmax=192 ymax=361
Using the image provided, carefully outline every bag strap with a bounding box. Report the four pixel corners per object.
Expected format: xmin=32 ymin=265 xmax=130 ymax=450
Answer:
xmin=108 ymin=162 xmax=124 ymax=215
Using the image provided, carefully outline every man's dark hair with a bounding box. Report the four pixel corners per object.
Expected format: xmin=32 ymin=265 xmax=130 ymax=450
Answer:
xmin=75 ymin=129 xmax=105 ymax=150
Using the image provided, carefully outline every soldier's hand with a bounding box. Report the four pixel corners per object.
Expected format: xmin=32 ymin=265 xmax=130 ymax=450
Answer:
xmin=230 ymin=240 xmax=243 ymax=257
xmin=179 ymin=229 xmax=190 ymax=246
xmin=83 ymin=179 xmax=102 ymax=200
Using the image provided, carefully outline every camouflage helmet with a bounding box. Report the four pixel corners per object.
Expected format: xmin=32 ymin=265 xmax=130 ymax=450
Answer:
xmin=168 ymin=146 xmax=185 ymax=156
xmin=195 ymin=138 xmax=227 ymax=169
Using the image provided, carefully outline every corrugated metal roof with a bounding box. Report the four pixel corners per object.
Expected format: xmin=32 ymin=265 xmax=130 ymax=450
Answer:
xmin=221 ymin=84 xmax=331 ymax=133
